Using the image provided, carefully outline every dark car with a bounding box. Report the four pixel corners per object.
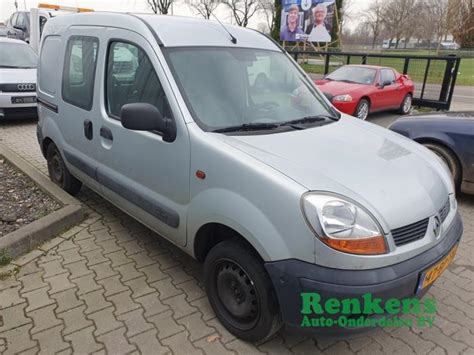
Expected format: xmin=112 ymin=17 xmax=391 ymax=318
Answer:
xmin=389 ymin=112 xmax=474 ymax=194
xmin=5 ymin=11 xmax=30 ymax=43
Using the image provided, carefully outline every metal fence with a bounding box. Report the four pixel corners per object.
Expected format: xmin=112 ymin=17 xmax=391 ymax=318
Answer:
xmin=287 ymin=50 xmax=462 ymax=110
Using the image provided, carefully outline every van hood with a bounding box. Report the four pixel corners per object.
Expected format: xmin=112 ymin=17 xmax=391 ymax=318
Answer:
xmin=220 ymin=116 xmax=450 ymax=231
xmin=0 ymin=68 xmax=37 ymax=84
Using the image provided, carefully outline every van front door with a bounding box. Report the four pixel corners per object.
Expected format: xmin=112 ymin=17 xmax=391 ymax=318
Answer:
xmin=97 ymin=29 xmax=190 ymax=246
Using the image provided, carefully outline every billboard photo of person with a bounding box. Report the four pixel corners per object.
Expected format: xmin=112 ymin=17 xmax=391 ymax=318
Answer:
xmin=280 ymin=4 xmax=304 ymax=42
xmin=306 ymin=3 xmax=331 ymax=42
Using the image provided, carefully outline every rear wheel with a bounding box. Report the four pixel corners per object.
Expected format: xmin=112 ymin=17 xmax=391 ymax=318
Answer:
xmin=398 ymin=94 xmax=412 ymax=115
xmin=423 ymin=143 xmax=461 ymax=190
xmin=204 ymin=239 xmax=281 ymax=343
xmin=46 ymin=143 xmax=82 ymax=195
xmin=354 ymin=99 xmax=370 ymax=120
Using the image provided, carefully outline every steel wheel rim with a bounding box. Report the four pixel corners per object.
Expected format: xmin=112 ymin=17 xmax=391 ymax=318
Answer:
xmin=214 ymin=259 xmax=260 ymax=330
xmin=49 ymin=152 xmax=64 ymax=185
xmin=357 ymin=103 xmax=369 ymax=120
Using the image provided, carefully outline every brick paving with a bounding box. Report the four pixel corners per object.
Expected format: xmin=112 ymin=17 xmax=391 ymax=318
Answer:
xmin=1 ymin=119 xmax=473 ymax=355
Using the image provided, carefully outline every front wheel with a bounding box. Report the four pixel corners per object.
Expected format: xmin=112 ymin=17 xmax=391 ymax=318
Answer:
xmin=423 ymin=143 xmax=461 ymax=191
xmin=354 ymin=99 xmax=370 ymax=120
xmin=46 ymin=143 xmax=82 ymax=195
xmin=204 ymin=240 xmax=281 ymax=343
xmin=398 ymin=94 xmax=412 ymax=115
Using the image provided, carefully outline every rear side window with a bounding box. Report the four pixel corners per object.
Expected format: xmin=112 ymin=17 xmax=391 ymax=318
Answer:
xmin=62 ymin=36 xmax=99 ymax=111
xmin=105 ymin=41 xmax=171 ymax=119
xmin=39 ymin=36 xmax=61 ymax=95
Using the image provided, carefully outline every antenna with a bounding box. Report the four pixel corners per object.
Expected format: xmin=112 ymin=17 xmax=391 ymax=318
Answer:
xmin=211 ymin=13 xmax=237 ymax=44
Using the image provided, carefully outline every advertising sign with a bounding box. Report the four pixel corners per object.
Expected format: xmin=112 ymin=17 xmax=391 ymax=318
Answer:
xmin=280 ymin=0 xmax=335 ymax=42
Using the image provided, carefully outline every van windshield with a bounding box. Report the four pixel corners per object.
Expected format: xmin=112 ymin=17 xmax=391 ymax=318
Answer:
xmin=164 ymin=47 xmax=338 ymax=132
xmin=0 ymin=42 xmax=38 ymax=69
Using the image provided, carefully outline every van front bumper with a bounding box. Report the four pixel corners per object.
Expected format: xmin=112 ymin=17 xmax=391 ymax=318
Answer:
xmin=265 ymin=212 xmax=463 ymax=337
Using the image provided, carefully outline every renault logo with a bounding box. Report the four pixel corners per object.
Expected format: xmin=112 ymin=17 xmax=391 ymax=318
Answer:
xmin=17 ymin=83 xmax=35 ymax=91
xmin=433 ymin=215 xmax=441 ymax=238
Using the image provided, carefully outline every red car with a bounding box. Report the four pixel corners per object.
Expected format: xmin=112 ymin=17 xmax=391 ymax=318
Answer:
xmin=314 ymin=65 xmax=414 ymax=120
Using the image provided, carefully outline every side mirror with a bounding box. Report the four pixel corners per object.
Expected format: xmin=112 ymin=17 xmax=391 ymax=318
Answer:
xmin=120 ymin=103 xmax=176 ymax=143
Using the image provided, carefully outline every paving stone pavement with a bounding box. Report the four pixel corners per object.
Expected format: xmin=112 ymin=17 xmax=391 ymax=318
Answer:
xmin=1 ymin=119 xmax=473 ymax=355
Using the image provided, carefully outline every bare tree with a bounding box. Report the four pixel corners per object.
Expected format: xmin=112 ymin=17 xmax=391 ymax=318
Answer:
xmin=361 ymin=0 xmax=385 ymax=48
xmin=221 ymin=0 xmax=261 ymax=27
xmin=259 ymin=0 xmax=275 ymax=34
xmin=448 ymin=0 xmax=474 ymax=47
xmin=186 ymin=0 xmax=220 ymax=19
xmin=421 ymin=0 xmax=449 ymax=50
xmin=146 ymin=0 xmax=174 ymax=14
xmin=382 ymin=0 xmax=418 ymax=48
xmin=339 ymin=0 xmax=357 ymax=36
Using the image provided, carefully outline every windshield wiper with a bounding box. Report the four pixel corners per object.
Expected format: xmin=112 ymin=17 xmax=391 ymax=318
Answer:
xmin=281 ymin=114 xmax=339 ymax=126
xmin=0 ymin=65 xmax=21 ymax=68
xmin=212 ymin=122 xmax=279 ymax=133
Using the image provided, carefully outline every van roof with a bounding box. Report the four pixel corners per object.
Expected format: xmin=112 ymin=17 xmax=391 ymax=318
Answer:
xmin=45 ymin=12 xmax=279 ymax=51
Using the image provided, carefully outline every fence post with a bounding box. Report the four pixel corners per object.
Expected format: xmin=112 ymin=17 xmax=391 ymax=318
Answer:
xmin=420 ymin=58 xmax=431 ymax=100
xmin=439 ymin=55 xmax=456 ymax=103
xmin=403 ymin=58 xmax=410 ymax=74
xmin=347 ymin=55 xmax=351 ymax=65
xmin=362 ymin=55 xmax=367 ymax=65
xmin=324 ymin=54 xmax=330 ymax=75
xmin=293 ymin=52 xmax=298 ymax=61
xmin=445 ymin=57 xmax=461 ymax=110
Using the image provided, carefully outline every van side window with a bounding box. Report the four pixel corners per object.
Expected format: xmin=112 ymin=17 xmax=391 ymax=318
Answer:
xmin=39 ymin=36 xmax=62 ymax=95
xmin=62 ymin=36 xmax=99 ymax=111
xmin=106 ymin=41 xmax=171 ymax=119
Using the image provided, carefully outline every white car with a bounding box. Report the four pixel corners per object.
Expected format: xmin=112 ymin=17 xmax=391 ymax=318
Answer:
xmin=0 ymin=37 xmax=38 ymax=120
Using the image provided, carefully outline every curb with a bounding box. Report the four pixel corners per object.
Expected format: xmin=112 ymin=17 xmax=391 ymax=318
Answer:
xmin=0 ymin=143 xmax=84 ymax=259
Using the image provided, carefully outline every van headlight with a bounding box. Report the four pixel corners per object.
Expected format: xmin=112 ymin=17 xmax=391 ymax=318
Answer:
xmin=302 ymin=193 xmax=387 ymax=255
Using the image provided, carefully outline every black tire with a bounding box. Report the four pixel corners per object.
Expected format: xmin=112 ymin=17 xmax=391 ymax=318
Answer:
xmin=354 ymin=99 xmax=370 ymax=120
xmin=424 ymin=143 xmax=462 ymax=190
xmin=397 ymin=94 xmax=412 ymax=115
xmin=46 ymin=143 xmax=82 ymax=195
xmin=204 ymin=239 xmax=281 ymax=343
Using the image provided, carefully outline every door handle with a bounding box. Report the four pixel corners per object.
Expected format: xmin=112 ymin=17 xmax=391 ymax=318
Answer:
xmin=83 ymin=119 xmax=93 ymax=140
xmin=100 ymin=126 xmax=113 ymax=141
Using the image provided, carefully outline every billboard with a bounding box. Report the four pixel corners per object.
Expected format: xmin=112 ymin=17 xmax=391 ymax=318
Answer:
xmin=280 ymin=0 xmax=335 ymax=42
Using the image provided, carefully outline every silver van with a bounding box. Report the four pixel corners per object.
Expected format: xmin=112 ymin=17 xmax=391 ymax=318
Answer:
xmin=37 ymin=13 xmax=462 ymax=342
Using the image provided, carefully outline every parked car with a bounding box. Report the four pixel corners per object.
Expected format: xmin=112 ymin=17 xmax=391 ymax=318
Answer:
xmin=37 ymin=13 xmax=462 ymax=342
xmin=314 ymin=65 xmax=414 ymax=120
xmin=0 ymin=26 xmax=7 ymax=37
xmin=390 ymin=112 xmax=474 ymax=195
xmin=4 ymin=11 xmax=30 ymax=43
xmin=0 ymin=38 xmax=38 ymax=120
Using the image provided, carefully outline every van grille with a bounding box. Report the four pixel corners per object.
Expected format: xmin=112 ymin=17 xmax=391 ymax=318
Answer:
xmin=439 ymin=199 xmax=450 ymax=223
xmin=392 ymin=218 xmax=429 ymax=246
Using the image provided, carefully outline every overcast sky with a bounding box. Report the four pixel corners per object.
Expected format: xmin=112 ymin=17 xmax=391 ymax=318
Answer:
xmin=0 ymin=0 xmax=374 ymax=30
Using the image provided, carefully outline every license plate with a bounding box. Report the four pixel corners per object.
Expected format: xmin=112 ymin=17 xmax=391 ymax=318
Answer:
xmin=11 ymin=96 xmax=37 ymax=104
xmin=417 ymin=244 xmax=458 ymax=293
